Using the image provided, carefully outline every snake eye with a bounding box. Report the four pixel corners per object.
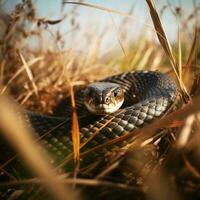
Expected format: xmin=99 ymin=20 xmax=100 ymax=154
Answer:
xmin=114 ymin=89 xmax=122 ymax=97
xmin=114 ymin=91 xmax=118 ymax=97
xmin=105 ymin=97 xmax=110 ymax=104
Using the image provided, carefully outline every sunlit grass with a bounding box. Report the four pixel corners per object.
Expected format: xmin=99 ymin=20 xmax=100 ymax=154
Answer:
xmin=0 ymin=0 xmax=199 ymax=200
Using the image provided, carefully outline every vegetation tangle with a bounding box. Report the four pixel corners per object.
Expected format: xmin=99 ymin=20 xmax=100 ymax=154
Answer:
xmin=0 ymin=0 xmax=200 ymax=200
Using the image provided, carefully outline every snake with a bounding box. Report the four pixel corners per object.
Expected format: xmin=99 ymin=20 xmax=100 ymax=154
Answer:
xmin=0 ymin=70 xmax=178 ymax=199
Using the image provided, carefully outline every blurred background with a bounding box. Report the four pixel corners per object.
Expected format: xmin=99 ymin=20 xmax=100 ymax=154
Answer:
xmin=0 ymin=0 xmax=199 ymax=113
xmin=1 ymin=0 xmax=198 ymax=52
xmin=0 ymin=0 xmax=199 ymax=111
xmin=0 ymin=1 xmax=200 ymax=200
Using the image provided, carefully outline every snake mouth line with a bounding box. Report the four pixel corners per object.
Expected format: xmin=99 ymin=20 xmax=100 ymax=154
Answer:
xmin=85 ymin=101 xmax=124 ymax=115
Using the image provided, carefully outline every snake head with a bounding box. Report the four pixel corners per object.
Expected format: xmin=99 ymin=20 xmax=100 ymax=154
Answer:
xmin=83 ymin=82 xmax=124 ymax=115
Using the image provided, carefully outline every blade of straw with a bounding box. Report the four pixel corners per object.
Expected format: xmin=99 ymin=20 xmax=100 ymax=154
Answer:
xmin=0 ymin=95 xmax=76 ymax=200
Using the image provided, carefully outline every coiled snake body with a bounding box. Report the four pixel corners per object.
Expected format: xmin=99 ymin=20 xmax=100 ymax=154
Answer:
xmin=0 ymin=71 xmax=178 ymax=198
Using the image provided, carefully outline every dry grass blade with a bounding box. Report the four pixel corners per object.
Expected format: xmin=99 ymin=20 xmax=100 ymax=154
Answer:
xmin=182 ymin=153 xmax=200 ymax=179
xmin=0 ymin=176 xmax=140 ymax=192
xmin=0 ymin=60 xmax=5 ymax=86
xmin=0 ymin=56 xmax=43 ymax=94
xmin=178 ymin=26 xmax=183 ymax=84
xmin=64 ymin=1 xmax=184 ymax=69
xmin=108 ymin=12 xmax=127 ymax=57
xmin=52 ymin=45 xmax=80 ymax=170
xmin=63 ymin=1 xmax=165 ymax=37
xmin=183 ymin=28 xmax=199 ymax=89
xmin=185 ymin=28 xmax=199 ymax=71
xmin=19 ymin=52 xmax=38 ymax=98
xmin=177 ymin=114 xmax=195 ymax=147
xmin=70 ymin=84 xmax=80 ymax=169
xmin=0 ymin=95 xmax=76 ymax=200
xmin=64 ymin=1 xmax=138 ymax=19
xmin=137 ymin=46 xmax=153 ymax=70
xmin=146 ymin=0 xmax=190 ymax=98
xmin=146 ymin=0 xmax=176 ymax=67
xmin=0 ymin=166 xmax=16 ymax=181
xmin=0 ymin=119 xmax=68 ymax=170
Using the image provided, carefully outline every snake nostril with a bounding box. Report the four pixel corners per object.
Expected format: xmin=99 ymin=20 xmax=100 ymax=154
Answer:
xmin=105 ymin=97 xmax=110 ymax=104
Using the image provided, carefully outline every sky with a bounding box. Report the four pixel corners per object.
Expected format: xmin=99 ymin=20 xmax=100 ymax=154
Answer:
xmin=1 ymin=0 xmax=198 ymax=51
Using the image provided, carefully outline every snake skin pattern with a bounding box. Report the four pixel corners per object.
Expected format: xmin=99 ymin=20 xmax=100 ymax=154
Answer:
xmin=23 ymin=71 xmax=178 ymax=163
xmin=0 ymin=71 xmax=178 ymax=199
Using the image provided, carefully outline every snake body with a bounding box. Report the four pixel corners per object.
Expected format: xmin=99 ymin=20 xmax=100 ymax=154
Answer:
xmin=0 ymin=71 xmax=178 ymax=198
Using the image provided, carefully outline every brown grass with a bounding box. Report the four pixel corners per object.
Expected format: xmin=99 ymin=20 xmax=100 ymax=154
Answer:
xmin=0 ymin=0 xmax=200 ymax=200
xmin=0 ymin=95 xmax=77 ymax=200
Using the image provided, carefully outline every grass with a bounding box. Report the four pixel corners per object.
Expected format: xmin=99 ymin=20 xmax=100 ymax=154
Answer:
xmin=0 ymin=0 xmax=200 ymax=200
